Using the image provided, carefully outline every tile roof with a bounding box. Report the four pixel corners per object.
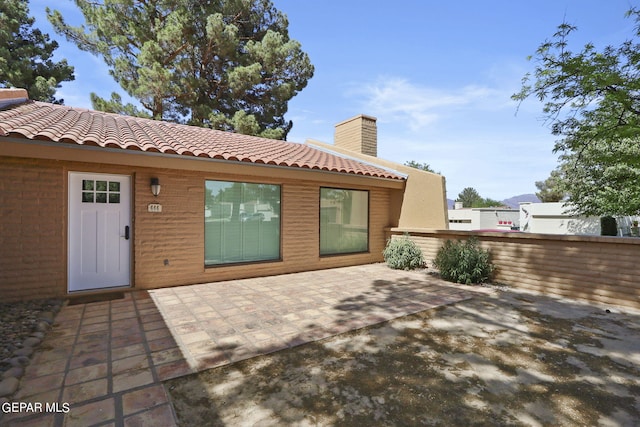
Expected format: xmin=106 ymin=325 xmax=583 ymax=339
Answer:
xmin=0 ymin=101 xmax=404 ymax=180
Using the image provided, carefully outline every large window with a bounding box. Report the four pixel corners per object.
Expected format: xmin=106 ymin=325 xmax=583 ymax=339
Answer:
xmin=320 ymin=188 xmax=369 ymax=255
xmin=205 ymin=181 xmax=281 ymax=266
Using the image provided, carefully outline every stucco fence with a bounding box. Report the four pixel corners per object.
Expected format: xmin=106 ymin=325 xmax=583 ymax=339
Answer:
xmin=386 ymin=228 xmax=640 ymax=311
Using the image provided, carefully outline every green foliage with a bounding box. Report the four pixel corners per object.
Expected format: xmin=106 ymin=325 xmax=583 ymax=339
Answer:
xmin=513 ymin=8 xmax=640 ymax=216
xmin=0 ymin=0 xmax=74 ymax=103
xmin=456 ymin=187 xmax=502 ymax=208
xmin=473 ymin=197 xmax=503 ymax=208
xmin=383 ymin=235 xmax=425 ymax=271
xmin=558 ymin=139 xmax=640 ymax=216
xmin=90 ymin=93 xmax=151 ymax=118
xmin=433 ymin=237 xmax=494 ymax=285
xmin=600 ymin=216 xmax=618 ymax=236
xmin=456 ymin=187 xmax=481 ymax=208
xmin=535 ymin=169 xmax=566 ymax=202
xmin=404 ymin=160 xmax=439 ymax=174
xmin=47 ymin=0 xmax=313 ymax=138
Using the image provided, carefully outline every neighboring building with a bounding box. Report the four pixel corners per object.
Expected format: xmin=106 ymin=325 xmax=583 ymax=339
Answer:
xmin=0 ymin=90 xmax=447 ymax=301
xmin=447 ymin=202 xmax=520 ymax=231
xmin=519 ymin=202 xmax=600 ymax=235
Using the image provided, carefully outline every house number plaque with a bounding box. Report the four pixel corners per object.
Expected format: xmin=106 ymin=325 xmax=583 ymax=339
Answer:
xmin=148 ymin=203 xmax=162 ymax=213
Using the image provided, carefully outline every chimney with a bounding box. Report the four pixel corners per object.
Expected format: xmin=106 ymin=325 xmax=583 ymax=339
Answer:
xmin=334 ymin=114 xmax=377 ymax=157
xmin=0 ymin=88 xmax=29 ymax=109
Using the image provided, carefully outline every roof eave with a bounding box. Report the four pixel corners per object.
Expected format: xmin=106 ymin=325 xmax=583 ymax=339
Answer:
xmin=0 ymin=136 xmax=406 ymax=187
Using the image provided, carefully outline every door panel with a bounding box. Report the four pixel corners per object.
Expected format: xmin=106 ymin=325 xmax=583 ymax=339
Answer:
xmin=69 ymin=172 xmax=131 ymax=292
xmin=80 ymin=210 xmax=98 ymax=274
xmin=105 ymin=210 xmax=123 ymax=272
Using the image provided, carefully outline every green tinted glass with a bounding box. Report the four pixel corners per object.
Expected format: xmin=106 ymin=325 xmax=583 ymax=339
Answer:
xmin=320 ymin=188 xmax=369 ymax=255
xmin=204 ymin=181 xmax=281 ymax=266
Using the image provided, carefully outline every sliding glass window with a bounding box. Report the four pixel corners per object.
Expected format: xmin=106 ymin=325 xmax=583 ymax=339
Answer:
xmin=205 ymin=181 xmax=281 ymax=266
xmin=320 ymin=188 xmax=369 ymax=255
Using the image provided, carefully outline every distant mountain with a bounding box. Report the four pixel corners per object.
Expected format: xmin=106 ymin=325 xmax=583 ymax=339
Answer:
xmin=447 ymin=194 xmax=541 ymax=209
xmin=501 ymin=194 xmax=541 ymax=209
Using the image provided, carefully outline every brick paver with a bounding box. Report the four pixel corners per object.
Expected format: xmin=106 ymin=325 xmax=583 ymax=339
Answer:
xmin=2 ymin=264 xmax=479 ymax=426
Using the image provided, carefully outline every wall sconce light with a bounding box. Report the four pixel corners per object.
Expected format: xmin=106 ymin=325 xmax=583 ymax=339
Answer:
xmin=150 ymin=178 xmax=161 ymax=197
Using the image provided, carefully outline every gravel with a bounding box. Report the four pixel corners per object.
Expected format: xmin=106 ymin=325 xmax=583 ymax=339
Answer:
xmin=0 ymin=299 xmax=64 ymax=385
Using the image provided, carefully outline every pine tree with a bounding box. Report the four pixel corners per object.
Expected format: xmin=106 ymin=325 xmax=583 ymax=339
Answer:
xmin=0 ymin=0 xmax=74 ymax=103
xmin=48 ymin=0 xmax=314 ymax=139
xmin=456 ymin=187 xmax=482 ymax=208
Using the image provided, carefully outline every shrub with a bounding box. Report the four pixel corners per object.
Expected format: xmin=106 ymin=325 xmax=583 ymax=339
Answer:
xmin=600 ymin=216 xmax=617 ymax=236
xmin=433 ymin=237 xmax=494 ymax=285
xmin=383 ymin=234 xmax=425 ymax=270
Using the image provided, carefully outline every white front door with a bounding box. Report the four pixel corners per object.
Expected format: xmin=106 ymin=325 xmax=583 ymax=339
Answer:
xmin=68 ymin=172 xmax=131 ymax=292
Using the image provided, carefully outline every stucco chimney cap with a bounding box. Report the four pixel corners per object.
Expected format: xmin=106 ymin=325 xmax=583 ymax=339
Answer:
xmin=0 ymin=88 xmax=29 ymax=109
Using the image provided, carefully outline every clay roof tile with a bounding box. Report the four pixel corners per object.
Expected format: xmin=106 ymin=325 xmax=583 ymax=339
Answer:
xmin=0 ymin=101 xmax=404 ymax=180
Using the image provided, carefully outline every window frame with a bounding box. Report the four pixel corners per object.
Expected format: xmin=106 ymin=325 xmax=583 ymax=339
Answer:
xmin=81 ymin=179 xmax=121 ymax=204
xmin=204 ymin=179 xmax=282 ymax=267
xmin=319 ymin=187 xmax=370 ymax=257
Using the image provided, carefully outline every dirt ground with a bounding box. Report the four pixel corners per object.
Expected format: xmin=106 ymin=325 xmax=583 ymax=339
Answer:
xmin=166 ymin=285 xmax=640 ymax=426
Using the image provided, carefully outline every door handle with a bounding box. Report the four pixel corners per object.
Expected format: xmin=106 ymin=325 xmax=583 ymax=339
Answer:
xmin=124 ymin=225 xmax=130 ymax=240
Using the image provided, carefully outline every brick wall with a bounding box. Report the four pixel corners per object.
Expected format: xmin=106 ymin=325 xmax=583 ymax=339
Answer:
xmin=134 ymin=170 xmax=391 ymax=288
xmin=0 ymin=158 xmax=65 ymax=301
xmin=388 ymin=229 xmax=640 ymax=310
xmin=133 ymin=170 xmax=205 ymax=288
xmin=1 ymin=156 xmax=393 ymax=301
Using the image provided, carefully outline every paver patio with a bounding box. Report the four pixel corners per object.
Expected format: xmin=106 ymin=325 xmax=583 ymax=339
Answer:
xmin=1 ymin=264 xmax=481 ymax=426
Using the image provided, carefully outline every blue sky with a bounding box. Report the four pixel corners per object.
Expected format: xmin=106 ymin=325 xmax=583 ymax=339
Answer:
xmin=29 ymin=0 xmax=637 ymax=200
